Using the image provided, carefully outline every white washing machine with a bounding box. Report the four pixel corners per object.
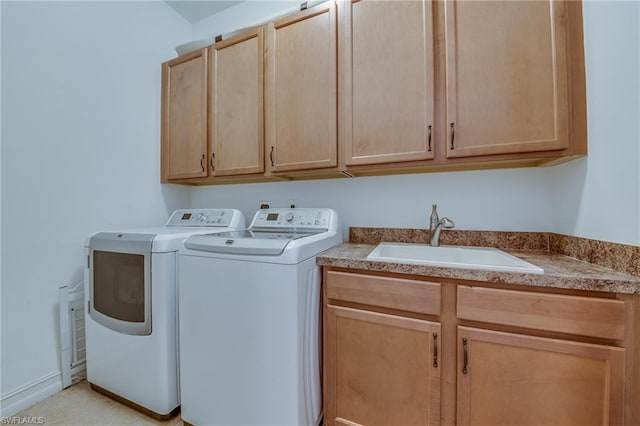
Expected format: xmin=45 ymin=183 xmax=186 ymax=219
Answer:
xmin=84 ymin=209 xmax=245 ymax=419
xmin=179 ymin=208 xmax=342 ymax=426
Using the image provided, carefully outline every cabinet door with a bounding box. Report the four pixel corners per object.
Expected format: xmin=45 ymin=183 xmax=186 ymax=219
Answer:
xmin=161 ymin=49 xmax=208 ymax=180
xmin=445 ymin=1 xmax=569 ymax=158
xmin=342 ymin=0 xmax=435 ymax=166
xmin=457 ymin=326 xmax=625 ymax=426
xmin=325 ymin=305 xmax=441 ymax=426
xmin=266 ymin=1 xmax=337 ymax=172
xmin=210 ymin=28 xmax=264 ymax=176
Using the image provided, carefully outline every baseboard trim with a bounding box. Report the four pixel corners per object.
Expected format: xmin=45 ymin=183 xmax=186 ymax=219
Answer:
xmin=0 ymin=371 xmax=62 ymax=417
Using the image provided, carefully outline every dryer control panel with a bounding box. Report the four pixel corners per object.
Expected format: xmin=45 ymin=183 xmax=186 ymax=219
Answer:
xmin=250 ymin=208 xmax=333 ymax=230
xmin=166 ymin=209 xmax=244 ymax=228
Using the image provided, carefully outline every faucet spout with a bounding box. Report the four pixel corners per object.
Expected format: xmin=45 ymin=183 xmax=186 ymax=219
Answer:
xmin=429 ymin=204 xmax=439 ymax=233
xmin=430 ymin=217 xmax=455 ymax=247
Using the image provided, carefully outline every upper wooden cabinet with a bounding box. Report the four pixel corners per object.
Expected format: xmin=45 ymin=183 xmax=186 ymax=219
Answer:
xmin=161 ymin=49 xmax=208 ymax=181
xmin=265 ymin=1 xmax=338 ymax=173
xmin=160 ymin=0 xmax=586 ymax=184
xmin=341 ymin=0 xmax=435 ymax=166
xmin=444 ymin=0 xmax=570 ymax=158
xmin=210 ymin=28 xmax=265 ymax=177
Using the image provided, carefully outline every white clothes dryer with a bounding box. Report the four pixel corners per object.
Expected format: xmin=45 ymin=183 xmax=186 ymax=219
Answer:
xmin=84 ymin=209 xmax=245 ymax=419
xmin=178 ymin=208 xmax=342 ymax=425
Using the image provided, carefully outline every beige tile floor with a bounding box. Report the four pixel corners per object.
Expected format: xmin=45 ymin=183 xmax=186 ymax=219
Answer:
xmin=15 ymin=381 xmax=183 ymax=425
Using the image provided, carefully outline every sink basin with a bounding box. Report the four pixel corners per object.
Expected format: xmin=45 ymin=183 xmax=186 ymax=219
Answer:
xmin=367 ymin=243 xmax=543 ymax=274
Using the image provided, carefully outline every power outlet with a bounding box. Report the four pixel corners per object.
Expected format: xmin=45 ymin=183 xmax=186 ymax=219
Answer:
xmin=258 ymin=201 xmax=271 ymax=210
xmin=289 ymin=199 xmax=298 ymax=209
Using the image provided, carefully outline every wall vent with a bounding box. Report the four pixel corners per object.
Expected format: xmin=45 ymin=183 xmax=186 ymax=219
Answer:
xmin=59 ymin=282 xmax=86 ymax=388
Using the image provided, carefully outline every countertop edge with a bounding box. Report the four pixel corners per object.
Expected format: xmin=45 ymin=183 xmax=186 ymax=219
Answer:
xmin=317 ymin=243 xmax=640 ymax=295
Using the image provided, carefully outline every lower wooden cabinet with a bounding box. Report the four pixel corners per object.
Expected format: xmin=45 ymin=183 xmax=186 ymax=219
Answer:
xmin=323 ymin=268 xmax=635 ymax=426
xmin=324 ymin=305 xmax=441 ymax=426
xmin=456 ymin=326 xmax=625 ymax=426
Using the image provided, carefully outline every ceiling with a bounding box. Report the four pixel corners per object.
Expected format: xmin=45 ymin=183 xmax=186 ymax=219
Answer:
xmin=166 ymin=1 xmax=244 ymax=24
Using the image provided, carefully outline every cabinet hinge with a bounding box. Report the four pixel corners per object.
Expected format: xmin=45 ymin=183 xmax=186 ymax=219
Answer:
xmin=87 ymin=255 xmax=90 ymax=269
xmin=300 ymin=1 xmax=308 ymax=11
xmin=87 ymin=300 xmax=90 ymax=314
xmin=215 ymin=34 xmax=223 ymax=43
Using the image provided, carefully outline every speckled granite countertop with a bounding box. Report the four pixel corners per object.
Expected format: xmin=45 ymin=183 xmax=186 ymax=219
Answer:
xmin=317 ymin=243 xmax=640 ymax=295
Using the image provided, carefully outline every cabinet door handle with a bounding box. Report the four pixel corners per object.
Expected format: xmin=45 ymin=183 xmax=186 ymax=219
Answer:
xmin=210 ymin=153 xmax=215 ymax=171
xmin=270 ymin=146 xmax=275 ymax=167
xmin=450 ymin=122 xmax=455 ymax=150
xmin=427 ymin=125 xmax=432 ymax=152
xmin=462 ymin=337 xmax=468 ymax=374
xmin=200 ymin=154 xmax=205 ymax=172
xmin=433 ymin=332 xmax=438 ymax=368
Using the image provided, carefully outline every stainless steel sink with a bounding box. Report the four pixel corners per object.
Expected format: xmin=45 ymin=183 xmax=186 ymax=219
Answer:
xmin=366 ymin=242 xmax=543 ymax=274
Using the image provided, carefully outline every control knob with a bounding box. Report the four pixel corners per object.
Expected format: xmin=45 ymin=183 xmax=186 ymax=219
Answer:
xmin=284 ymin=212 xmax=295 ymax=222
xmin=194 ymin=213 xmax=207 ymax=222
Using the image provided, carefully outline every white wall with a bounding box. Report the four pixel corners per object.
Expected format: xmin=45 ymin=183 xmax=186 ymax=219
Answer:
xmin=191 ymin=169 xmax=553 ymax=241
xmin=1 ymin=1 xmax=192 ymax=413
xmin=191 ymin=1 xmax=640 ymax=246
xmin=549 ymin=0 xmax=640 ymax=245
xmin=193 ymin=0 xmax=298 ymax=40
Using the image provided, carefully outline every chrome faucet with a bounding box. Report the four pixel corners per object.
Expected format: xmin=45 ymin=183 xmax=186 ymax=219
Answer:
xmin=429 ymin=204 xmax=439 ymax=234
xmin=429 ymin=204 xmax=455 ymax=246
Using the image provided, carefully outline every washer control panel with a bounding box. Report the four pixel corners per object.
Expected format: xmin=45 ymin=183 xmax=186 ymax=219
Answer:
xmin=251 ymin=208 xmax=331 ymax=230
xmin=166 ymin=209 xmax=241 ymax=227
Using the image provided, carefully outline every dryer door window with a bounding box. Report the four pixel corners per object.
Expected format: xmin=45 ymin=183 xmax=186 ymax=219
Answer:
xmin=93 ymin=251 xmax=145 ymax=323
xmin=88 ymin=232 xmax=154 ymax=335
